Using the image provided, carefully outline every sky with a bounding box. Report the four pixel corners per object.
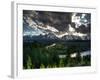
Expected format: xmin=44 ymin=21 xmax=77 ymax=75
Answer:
xmin=23 ymin=10 xmax=91 ymax=39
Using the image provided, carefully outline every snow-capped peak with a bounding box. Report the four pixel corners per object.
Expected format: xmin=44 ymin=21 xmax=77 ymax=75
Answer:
xmin=53 ymin=32 xmax=69 ymax=38
xmin=73 ymin=32 xmax=87 ymax=37
xmin=68 ymin=24 xmax=75 ymax=32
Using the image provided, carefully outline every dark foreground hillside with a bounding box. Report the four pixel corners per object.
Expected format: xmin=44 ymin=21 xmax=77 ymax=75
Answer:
xmin=23 ymin=40 xmax=91 ymax=69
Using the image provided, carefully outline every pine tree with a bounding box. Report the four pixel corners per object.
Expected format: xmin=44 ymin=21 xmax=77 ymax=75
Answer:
xmin=40 ymin=64 xmax=45 ymax=68
xmin=27 ymin=56 xmax=32 ymax=69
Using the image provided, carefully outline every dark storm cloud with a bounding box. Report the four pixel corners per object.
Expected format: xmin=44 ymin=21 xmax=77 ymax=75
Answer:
xmin=23 ymin=10 xmax=91 ymax=34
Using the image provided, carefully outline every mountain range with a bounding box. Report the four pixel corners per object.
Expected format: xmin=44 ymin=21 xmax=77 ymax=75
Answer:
xmin=23 ymin=10 xmax=91 ymax=42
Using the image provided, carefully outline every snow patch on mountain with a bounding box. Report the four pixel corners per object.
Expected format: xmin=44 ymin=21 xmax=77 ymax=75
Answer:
xmin=53 ymin=32 xmax=69 ymax=38
xmin=68 ymin=24 xmax=75 ymax=32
